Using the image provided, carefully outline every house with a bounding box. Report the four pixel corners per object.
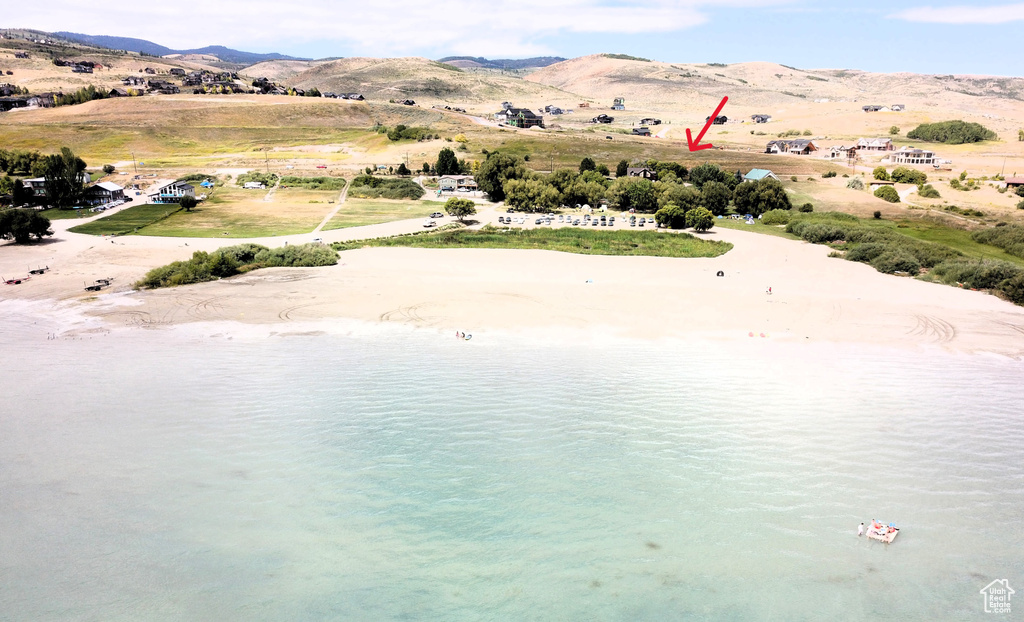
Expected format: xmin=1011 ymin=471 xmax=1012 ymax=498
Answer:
xmin=891 ymin=104 xmax=906 ymax=112
xmin=71 ymin=65 xmax=93 ymax=74
xmin=611 ymin=97 xmax=625 ymax=111
xmin=979 ymin=579 xmax=1014 ymax=614
xmin=626 ymin=167 xmax=656 ymax=180
xmin=397 ymin=99 xmax=415 ymax=105
xmin=591 ymin=114 xmax=614 ymax=124
xmin=147 ymin=80 xmax=180 ymax=94
xmin=640 ymin=118 xmax=662 ymax=125
xmin=438 ymin=175 xmax=478 ymax=192
xmin=14 ymin=52 xmax=29 ymax=59
xmin=122 ymin=76 xmax=146 ymax=86
xmin=765 ymin=140 xmax=788 ymax=154
xmin=869 ymin=180 xmax=896 ymax=191
xmin=632 ymin=127 xmax=651 ymax=136
xmin=862 ymin=105 xmax=890 ymax=112
xmin=827 ymin=145 xmax=857 ymax=160
xmin=22 ymin=173 xmax=89 ymax=200
xmin=0 ymin=96 xmax=30 ymax=112
xmin=347 ymin=93 xmax=364 ymax=100
xmin=743 ymin=169 xmax=779 ymax=182
xmin=505 ymin=107 xmax=543 ymax=128
xmin=889 ymin=146 xmax=936 ymax=165
xmin=706 ymin=115 xmax=727 ymax=125
xmin=169 ymin=68 xmax=186 ymax=76
xmin=150 ymin=180 xmax=195 ymax=203
xmin=856 ymin=137 xmax=893 ymax=151
xmin=544 ymin=105 xmax=564 ymax=115
xmin=1004 ymin=177 xmax=1024 ymax=189
xmin=144 ymin=67 xmax=156 ymax=74
xmin=243 ymin=181 xmax=266 ymax=190
xmin=108 ymin=88 xmax=130 ymax=97
xmin=765 ymin=139 xmax=818 ymax=155
xmin=501 ymin=101 xmax=513 ymax=110
xmin=751 ymin=114 xmax=772 ymax=123
xmin=183 ymin=73 xmax=203 ymax=87
xmin=84 ymin=182 xmax=125 ymax=205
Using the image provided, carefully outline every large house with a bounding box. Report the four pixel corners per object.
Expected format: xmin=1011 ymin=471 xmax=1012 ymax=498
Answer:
xmin=504 ymin=108 xmax=543 ymax=129
xmin=150 ymin=180 xmax=195 ymax=203
xmin=856 ymin=137 xmax=894 ymax=151
xmin=888 ymin=146 xmax=936 ymax=165
xmin=827 ymin=145 xmax=857 ymax=160
xmin=438 ymin=175 xmax=478 ymax=192
xmin=169 ymin=68 xmax=186 ymax=76
xmin=743 ymin=169 xmax=779 ymax=182
xmin=765 ymin=139 xmax=818 ymax=155
xmin=22 ymin=173 xmax=90 ymax=200
xmin=122 ymin=76 xmax=146 ymax=86
xmin=84 ymin=182 xmax=125 ymax=205
xmin=148 ymin=80 xmax=180 ymax=94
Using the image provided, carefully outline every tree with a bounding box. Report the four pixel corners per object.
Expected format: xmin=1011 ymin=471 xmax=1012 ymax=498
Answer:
xmin=179 ymin=195 xmax=198 ymax=212
xmin=657 ymin=183 xmax=701 ymax=211
xmin=476 ymin=152 xmax=528 ymax=201
xmin=732 ymin=178 xmax=791 ymax=216
xmin=102 ymin=164 xmax=115 ymax=174
xmin=0 ymin=209 xmax=53 ymax=243
xmin=688 ymin=162 xmax=730 ymax=189
xmin=873 ymin=166 xmax=890 ymax=181
xmin=607 ymin=177 xmax=658 ymax=212
xmin=701 ymin=181 xmax=732 ymax=216
xmin=444 ymin=197 xmax=476 ymax=221
xmin=503 ymin=178 xmax=560 ymax=212
xmin=579 ymin=157 xmax=596 ymax=173
xmin=616 ymin=159 xmax=629 ymax=178
xmin=596 ymin=163 xmax=610 ymax=176
xmin=396 ymin=162 xmax=411 ymax=176
xmin=686 ymin=206 xmax=715 ymax=232
xmin=435 ymin=147 xmax=459 ymax=176
xmin=1019 ymin=129 xmax=1024 ymax=142
xmin=874 ymin=185 xmax=900 ymax=203
xmin=890 ymin=166 xmax=927 ymax=184
xmin=889 ymin=126 xmax=900 ymax=135
xmin=654 ymin=203 xmax=687 ymax=229
xmin=422 ymin=162 xmax=431 ymax=173
xmin=43 ymin=147 xmax=87 ymax=209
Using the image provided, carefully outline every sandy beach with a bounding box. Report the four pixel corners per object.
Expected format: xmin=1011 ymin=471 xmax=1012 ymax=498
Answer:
xmin=4 ymin=209 xmax=1024 ymax=357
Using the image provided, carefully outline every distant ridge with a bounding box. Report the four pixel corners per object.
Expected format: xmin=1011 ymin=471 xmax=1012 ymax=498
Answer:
xmin=437 ymin=56 xmax=566 ymax=70
xmin=52 ymin=32 xmax=309 ymax=64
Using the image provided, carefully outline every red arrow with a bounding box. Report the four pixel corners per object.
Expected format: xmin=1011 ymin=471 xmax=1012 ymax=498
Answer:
xmin=686 ymin=96 xmax=729 ymax=152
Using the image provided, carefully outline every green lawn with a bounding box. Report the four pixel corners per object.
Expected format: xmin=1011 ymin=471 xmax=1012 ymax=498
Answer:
xmin=334 ymin=225 xmax=733 ymax=258
xmin=321 ymin=199 xmax=446 ymax=230
xmin=870 ymin=219 xmax=1024 ymax=266
xmin=714 ymin=217 xmax=800 ymax=240
xmin=39 ymin=208 xmax=96 ymax=221
xmin=69 ymin=203 xmax=182 ymax=235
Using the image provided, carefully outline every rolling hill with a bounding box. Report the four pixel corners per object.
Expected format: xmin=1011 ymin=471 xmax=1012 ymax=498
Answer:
xmin=437 ymin=56 xmax=566 ymax=70
xmin=52 ymin=32 xmax=307 ymax=65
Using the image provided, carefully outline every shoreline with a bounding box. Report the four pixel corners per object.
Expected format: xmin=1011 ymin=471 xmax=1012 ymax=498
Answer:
xmin=4 ymin=222 xmax=1024 ymax=357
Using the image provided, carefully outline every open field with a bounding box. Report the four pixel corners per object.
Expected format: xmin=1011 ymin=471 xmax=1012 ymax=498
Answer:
xmin=68 ymin=202 xmax=182 ymax=235
xmin=39 ymin=207 xmax=98 ymax=220
xmin=322 ymin=198 xmax=446 ymax=230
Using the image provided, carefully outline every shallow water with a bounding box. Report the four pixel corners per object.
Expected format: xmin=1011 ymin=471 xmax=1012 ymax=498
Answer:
xmin=1 ymin=324 xmax=1022 ymax=620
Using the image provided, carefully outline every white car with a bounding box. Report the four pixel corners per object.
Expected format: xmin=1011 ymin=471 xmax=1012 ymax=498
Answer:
xmin=423 ymin=219 xmax=437 ymax=228
xmin=430 ymin=212 xmax=444 ymax=218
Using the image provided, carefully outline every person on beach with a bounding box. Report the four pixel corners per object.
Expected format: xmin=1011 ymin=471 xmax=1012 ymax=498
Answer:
xmin=858 ymin=522 xmax=864 ymax=536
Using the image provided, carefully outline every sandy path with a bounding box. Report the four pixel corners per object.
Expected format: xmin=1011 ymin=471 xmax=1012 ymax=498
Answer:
xmin=313 ymin=179 xmax=351 ymax=233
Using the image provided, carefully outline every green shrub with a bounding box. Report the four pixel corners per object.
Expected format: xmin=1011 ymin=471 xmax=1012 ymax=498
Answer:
xmin=1017 ymin=199 xmax=1024 ymax=210
xmin=794 ymin=222 xmax=848 ymax=243
xmin=847 ymin=178 xmax=864 ymax=190
xmin=822 ymin=171 xmax=837 ymax=178
xmin=931 ymin=259 xmax=1024 ymax=289
xmin=279 ymin=176 xmax=347 ymax=190
xmin=997 ymin=273 xmax=1024 ymax=304
xmin=845 ymin=242 xmax=889 ymax=263
xmin=799 ymin=203 xmax=814 ymax=213
xmin=874 ymin=186 xmax=900 ymax=203
xmin=349 ymin=175 xmax=425 ymax=200
xmin=871 ymin=250 xmax=921 ymax=275
xmin=237 ymin=171 xmax=279 ymax=187
xmin=873 ymin=210 xmax=882 ymax=219
xmin=760 ymin=209 xmax=791 ymax=225
xmin=891 ymin=167 xmax=927 ymax=184
xmin=873 ymin=167 xmax=890 ymax=181
xmin=972 ymin=225 xmax=1024 ymax=258
xmin=790 ymin=175 xmax=798 ymax=182
xmin=135 ymin=243 xmax=337 ymax=289
xmin=917 ymin=184 xmax=941 ymax=198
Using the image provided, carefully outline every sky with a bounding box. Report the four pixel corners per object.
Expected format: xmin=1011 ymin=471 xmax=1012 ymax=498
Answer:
xmin=7 ymin=0 xmax=1024 ymax=75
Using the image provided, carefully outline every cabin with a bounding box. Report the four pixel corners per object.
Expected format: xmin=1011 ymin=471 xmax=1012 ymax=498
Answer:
xmin=84 ymin=181 xmax=125 ymax=205
xmin=122 ymin=76 xmax=146 ymax=86
xmin=640 ymin=118 xmax=661 ymax=125
xmin=611 ymin=97 xmax=625 ymax=111
xmin=169 ymin=68 xmax=186 ymax=76
xmin=856 ymin=137 xmax=893 ymax=151
xmin=632 ymin=127 xmax=651 ymax=136
xmin=889 ymin=146 xmax=936 ymax=165
xmin=144 ymin=67 xmax=156 ymax=74
xmin=108 ymin=88 xmax=130 ymax=97
xmin=751 ymin=114 xmax=772 ymax=124
xmin=626 ymin=167 xmax=657 ymax=180
xmin=505 ymin=108 xmax=543 ymax=128
xmin=1004 ymin=177 xmax=1024 ymax=190
xmin=438 ymin=175 xmax=478 ymax=192
xmin=706 ymin=115 xmax=727 ymax=125
xmin=150 ymin=180 xmax=195 ymax=203
xmin=743 ymin=169 xmax=779 ymax=182
xmin=397 ymin=99 xmax=415 ymax=105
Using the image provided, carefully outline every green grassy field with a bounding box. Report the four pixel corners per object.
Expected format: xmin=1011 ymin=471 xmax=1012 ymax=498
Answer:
xmin=867 ymin=218 xmax=1024 ymax=266
xmin=334 ymin=225 xmax=733 ymax=258
xmin=321 ymin=199 xmax=446 ymax=230
xmin=714 ymin=217 xmax=800 ymax=239
xmin=69 ymin=203 xmax=183 ymax=235
xmin=39 ymin=208 xmax=96 ymax=221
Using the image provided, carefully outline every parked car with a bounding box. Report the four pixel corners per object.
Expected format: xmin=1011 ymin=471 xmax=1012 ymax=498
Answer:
xmin=423 ymin=219 xmax=436 ymax=228
xmin=430 ymin=212 xmax=443 ymax=218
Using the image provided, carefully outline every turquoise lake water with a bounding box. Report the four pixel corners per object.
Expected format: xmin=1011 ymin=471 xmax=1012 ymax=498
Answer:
xmin=1 ymin=324 xmax=1022 ymax=620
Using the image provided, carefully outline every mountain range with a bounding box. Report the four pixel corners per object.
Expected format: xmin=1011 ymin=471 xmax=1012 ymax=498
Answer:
xmin=52 ymin=32 xmax=308 ymax=65
xmin=437 ymin=56 xmax=566 ymax=70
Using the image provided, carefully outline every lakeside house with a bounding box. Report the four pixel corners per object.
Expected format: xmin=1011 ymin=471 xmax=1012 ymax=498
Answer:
xmin=438 ymin=175 xmax=478 ymax=192
xmin=84 ymin=181 xmax=125 ymax=205
xmin=626 ymin=167 xmax=656 ymax=180
xmin=149 ymin=180 xmax=195 ymax=203
xmin=22 ymin=173 xmax=90 ymax=200
xmin=888 ymin=146 xmax=936 ymax=165
xmin=632 ymin=127 xmax=651 ymax=136
xmin=765 ymin=139 xmax=818 ymax=155
xmin=743 ymin=169 xmax=779 ymax=182
xmin=856 ymin=137 xmax=894 ymax=151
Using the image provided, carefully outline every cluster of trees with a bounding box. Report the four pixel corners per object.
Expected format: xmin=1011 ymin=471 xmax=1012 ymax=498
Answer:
xmin=0 ymin=209 xmax=53 ymax=243
xmin=0 ymin=149 xmax=46 ymax=176
xmin=1 ymin=147 xmax=89 ymax=210
xmin=873 ymin=166 xmax=927 ymax=185
xmin=474 ymin=153 xmax=792 ymax=229
xmin=378 ymin=124 xmax=436 ymax=142
xmin=907 ymin=120 xmax=997 ymax=144
xmin=55 ymin=85 xmax=108 ymax=107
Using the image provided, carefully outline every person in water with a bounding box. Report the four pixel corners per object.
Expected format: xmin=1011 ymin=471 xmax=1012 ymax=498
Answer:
xmin=858 ymin=522 xmax=865 ymax=536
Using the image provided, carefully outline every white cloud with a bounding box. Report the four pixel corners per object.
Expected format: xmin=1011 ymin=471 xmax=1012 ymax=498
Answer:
xmin=8 ymin=0 xmax=795 ymax=57
xmin=890 ymin=3 xmax=1024 ymax=24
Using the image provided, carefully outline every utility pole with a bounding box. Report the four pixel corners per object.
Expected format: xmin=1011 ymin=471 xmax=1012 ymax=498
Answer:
xmin=265 ymin=148 xmax=270 ymax=174
xmin=131 ymin=152 xmax=137 ymax=174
